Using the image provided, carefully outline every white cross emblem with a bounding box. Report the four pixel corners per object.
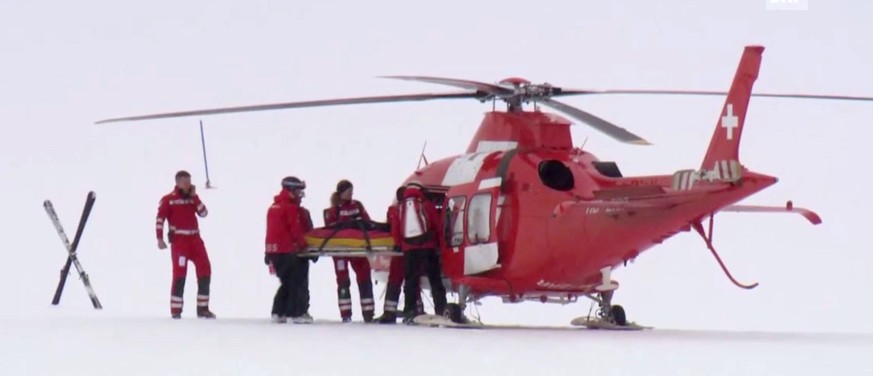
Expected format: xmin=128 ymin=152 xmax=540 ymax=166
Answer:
xmin=721 ymin=104 xmax=739 ymax=140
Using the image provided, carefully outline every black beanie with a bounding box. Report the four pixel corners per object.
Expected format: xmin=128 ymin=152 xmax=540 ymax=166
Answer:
xmin=336 ymin=180 xmax=353 ymax=194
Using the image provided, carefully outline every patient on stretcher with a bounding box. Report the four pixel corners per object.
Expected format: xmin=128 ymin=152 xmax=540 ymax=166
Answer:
xmin=301 ymin=197 xmax=397 ymax=256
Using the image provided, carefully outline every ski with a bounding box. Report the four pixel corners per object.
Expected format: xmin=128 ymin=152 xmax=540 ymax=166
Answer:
xmin=44 ymin=191 xmax=102 ymax=309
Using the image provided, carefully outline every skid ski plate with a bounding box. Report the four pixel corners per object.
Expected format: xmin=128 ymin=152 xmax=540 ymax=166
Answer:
xmin=570 ymin=317 xmax=652 ymax=330
xmin=412 ymin=314 xmax=485 ymax=329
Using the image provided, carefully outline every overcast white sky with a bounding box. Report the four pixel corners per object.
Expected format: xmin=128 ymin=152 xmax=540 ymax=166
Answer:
xmin=2 ymin=0 xmax=871 ymax=333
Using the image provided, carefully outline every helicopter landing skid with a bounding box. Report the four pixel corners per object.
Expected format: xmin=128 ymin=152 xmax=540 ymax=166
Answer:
xmin=573 ymin=290 xmax=651 ymax=330
xmin=569 ymin=316 xmax=652 ymax=330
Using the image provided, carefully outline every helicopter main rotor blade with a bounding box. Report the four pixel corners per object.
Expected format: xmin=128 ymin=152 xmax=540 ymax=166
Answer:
xmin=553 ymin=89 xmax=873 ymax=102
xmin=539 ymin=98 xmax=651 ymax=145
xmin=95 ymin=92 xmax=480 ymax=124
xmin=379 ymin=75 xmax=514 ymax=97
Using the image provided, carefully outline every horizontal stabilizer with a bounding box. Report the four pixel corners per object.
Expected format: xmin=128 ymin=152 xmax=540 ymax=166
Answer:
xmin=720 ymin=201 xmax=821 ymax=225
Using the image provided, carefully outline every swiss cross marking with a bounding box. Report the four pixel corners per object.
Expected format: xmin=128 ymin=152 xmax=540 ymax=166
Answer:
xmin=721 ymin=104 xmax=739 ymax=140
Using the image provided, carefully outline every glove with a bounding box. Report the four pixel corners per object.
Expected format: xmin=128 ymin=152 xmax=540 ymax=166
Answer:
xmin=264 ymin=253 xmax=271 ymax=265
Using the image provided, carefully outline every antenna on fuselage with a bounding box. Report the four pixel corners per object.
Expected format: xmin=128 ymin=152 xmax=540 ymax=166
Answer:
xmin=417 ymin=140 xmax=429 ymax=170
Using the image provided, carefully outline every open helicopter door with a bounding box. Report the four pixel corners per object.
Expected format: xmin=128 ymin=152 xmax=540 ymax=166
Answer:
xmin=441 ymin=178 xmax=501 ymax=278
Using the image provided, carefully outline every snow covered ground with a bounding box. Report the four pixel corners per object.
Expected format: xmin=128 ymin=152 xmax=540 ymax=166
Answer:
xmin=4 ymin=307 xmax=872 ymax=375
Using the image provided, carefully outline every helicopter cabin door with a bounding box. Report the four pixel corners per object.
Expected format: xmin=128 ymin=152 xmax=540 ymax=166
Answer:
xmin=442 ymin=178 xmax=501 ymax=277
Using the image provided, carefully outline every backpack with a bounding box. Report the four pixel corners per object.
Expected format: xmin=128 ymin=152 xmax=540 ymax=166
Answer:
xmin=402 ymin=197 xmax=432 ymax=245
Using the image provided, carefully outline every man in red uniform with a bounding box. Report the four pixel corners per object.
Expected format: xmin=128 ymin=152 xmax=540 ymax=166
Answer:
xmin=156 ymin=170 xmax=215 ymax=319
xmin=264 ymin=176 xmax=313 ymax=324
xmin=399 ymin=181 xmax=447 ymax=324
xmin=324 ymin=179 xmax=375 ymax=323
xmin=376 ymin=186 xmax=423 ymax=324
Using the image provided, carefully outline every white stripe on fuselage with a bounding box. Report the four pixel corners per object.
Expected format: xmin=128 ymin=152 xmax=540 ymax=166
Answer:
xmin=440 ymin=141 xmax=517 ymax=186
xmin=476 ymin=141 xmax=517 ymax=153
xmin=441 ymin=152 xmax=489 ymax=186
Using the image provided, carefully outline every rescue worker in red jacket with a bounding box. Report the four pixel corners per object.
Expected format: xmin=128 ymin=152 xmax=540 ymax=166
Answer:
xmin=324 ymin=179 xmax=375 ymax=323
xmin=375 ymin=186 xmax=423 ymax=324
xmin=399 ymin=181 xmax=448 ymax=324
xmin=156 ymin=170 xmax=215 ymax=319
xmin=264 ymin=176 xmax=313 ymax=324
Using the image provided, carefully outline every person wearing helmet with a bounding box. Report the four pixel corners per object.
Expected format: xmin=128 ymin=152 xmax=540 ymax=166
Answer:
xmin=265 ymin=176 xmax=313 ymax=324
xmin=156 ymin=170 xmax=215 ymax=319
xmin=398 ymin=181 xmax=447 ymax=324
xmin=323 ymin=179 xmax=376 ymax=323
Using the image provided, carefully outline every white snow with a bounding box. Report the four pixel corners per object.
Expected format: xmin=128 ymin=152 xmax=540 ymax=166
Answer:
xmin=4 ymin=308 xmax=872 ymax=375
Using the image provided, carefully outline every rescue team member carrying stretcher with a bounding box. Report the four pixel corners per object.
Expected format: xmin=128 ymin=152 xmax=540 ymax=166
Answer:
xmin=399 ymin=181 xmax=448 ymax=324
xmin=374 ymin=186 xmax=424 ymax=324
xmin=264 ymin=176 xmax=315 ymax=324
xmin=324 ymin=180 xmax=376 ymax=323
xmin=156 ymin=170 xmax=216 ymax=319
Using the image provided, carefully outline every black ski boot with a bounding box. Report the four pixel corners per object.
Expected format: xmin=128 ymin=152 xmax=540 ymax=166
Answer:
xmin=376 ymin=311 xmax=397 ymax=324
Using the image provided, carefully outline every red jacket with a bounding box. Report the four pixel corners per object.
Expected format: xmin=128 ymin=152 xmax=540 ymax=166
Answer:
xmin=324 ymin=199 xmax=371 ymax=227
xmin=398 ymin=189 xmax=441 ymax=251
xmin=386 ymin=204 xmax=402 ymax=245
xmin=265 ymin=192 xmax=308 ymax=254
xmin=300 ymin=207 xmax=314 ymax=232
xmin=156 ymin=187 xmax=207 ymax=240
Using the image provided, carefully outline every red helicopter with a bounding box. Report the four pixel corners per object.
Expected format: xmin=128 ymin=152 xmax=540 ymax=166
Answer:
xmin=97 ymin=45 xmax=872 ymax=329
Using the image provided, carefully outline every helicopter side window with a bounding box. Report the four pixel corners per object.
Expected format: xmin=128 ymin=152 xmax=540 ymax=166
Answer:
xmin=444 ymin=195 xmax=467 ymax=247
xmin=467 ymin=193 xmax=492 ymax=244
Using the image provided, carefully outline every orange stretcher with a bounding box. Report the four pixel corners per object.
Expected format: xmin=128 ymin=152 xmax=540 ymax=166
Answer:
xmin=301 ymin=226 xmax=400 ymax=257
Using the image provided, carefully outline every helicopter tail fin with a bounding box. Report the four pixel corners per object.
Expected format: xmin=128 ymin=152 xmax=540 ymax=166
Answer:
xmin=700 ymin=45 xmax=763 ymax=171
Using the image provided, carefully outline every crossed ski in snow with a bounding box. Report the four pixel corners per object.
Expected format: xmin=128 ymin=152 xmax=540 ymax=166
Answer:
xmin=44 ymin=191 xmax=102 ymax=309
